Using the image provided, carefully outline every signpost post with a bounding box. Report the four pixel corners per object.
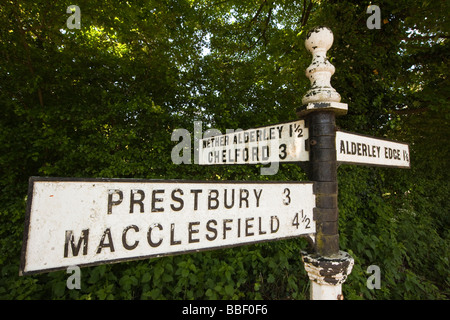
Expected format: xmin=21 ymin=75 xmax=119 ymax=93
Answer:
xmin=296 ymin=26 xmax=354 ymax=300
xmin=296 ymin=26 xmax=410 ymax=300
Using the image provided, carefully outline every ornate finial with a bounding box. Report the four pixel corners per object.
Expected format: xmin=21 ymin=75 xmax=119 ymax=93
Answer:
xmin=298 ymin=26 xmax=347 ymax=116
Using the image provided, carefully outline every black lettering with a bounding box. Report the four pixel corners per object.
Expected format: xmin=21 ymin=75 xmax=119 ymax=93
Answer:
xmin=170 ymin=189 xmax=184 ymax=211
xmin=190 ymin=189 xmax=202 ymax=210
xmin=64 ymin=229 xmax=89 ymax=257
xmin=251 ymin=146 xmax=259 ymax=161
xmin=224 ymin=189 xmax=235 ymax=209
xmin=262 ymin=146 xmax=269 ymax=161
xmin=235 ymin=148 xmax=240 ymax=162
xmin=107 ymin=189 xmax=123 ymax=214
xmin=237 ymin=218 xmax=241 ymax=237
xmin=245 ymin=217 xmax=254 ymax=236
xmin=206 ymin=219 xmax=217 ymax=241
xmin=283 ymin=188 xmax=291 ymax=205
xmin=239 ymin=189 xmax=249 ymax=208
xmin=147 ymin=223 xmax=163 ymax=247
xmin=340 ymin=140 xmax=345 ymax=154
xmin=188 ymin=222 xmax=200 ymax=243
xmin=208 ymin=151 xmax=213 ymax=163
xmin=253 ymin=189 xmax=262 ymax=207
xmin=223 ymin=219 xmax=232 ymax=239
xmin=151 ymin=189 xmax=164 ymax=212
xmin=170 ymin=223 xmax=181 ymax=245
xmin=367 ymin=144 xmax=373 ymax=157
xmin=122 ymin=225 xmax=139 ymax=250
xmin=271 ymin=216 xmax=279 ymax=233
xmin=362 ymin=144 xmax=367 ymax=156
xmin=130 ymin=189 xmax=145 ymax=213
xmin=238 ymin=133 xmax=243 ymax=144
xmin=96 ymin=228 xmax=115 ymax=254
xmin=243 ymin=148 xmax=249 ymax=161
xmin=351 ymin=142 xmax=357 ymax=155
xmin=208 ymin=189 xmax=219 ymax=209
xmin=370 ymin=146 xmax=376 ymax=157
xmin=258 ymin=217 xmax=266 ymax=235
xmin=277 ymin=126 xmax=283 ymax=138
xmin=279 ymin=143 xmax=287 ymax=159
xmin=227 ymin=148 xmax=234 ymax=162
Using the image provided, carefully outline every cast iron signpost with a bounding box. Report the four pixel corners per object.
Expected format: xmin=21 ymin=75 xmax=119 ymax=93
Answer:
xmin=20 ymin=26 xmax=410 ymax=300
xmin=297 ymin=27 xmax=410 ymax=300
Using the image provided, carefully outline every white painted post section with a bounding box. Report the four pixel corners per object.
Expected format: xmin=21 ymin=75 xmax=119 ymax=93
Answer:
xmin=299 ymin=26 xmax=348 ymax=117
xmin=299 ymin=26 xmax=354 ymax=300
xmin=310 ymin=282 xmax=341 ymax=300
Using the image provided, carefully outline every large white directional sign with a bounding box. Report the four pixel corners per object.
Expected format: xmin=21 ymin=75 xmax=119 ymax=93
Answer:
xmin=20 ymin=177 xmax=315 ymax=275
xmin=336 ymin=131 xmax=410 ymax=168
xmin=199 ymin=120 xmax=309 ymax=165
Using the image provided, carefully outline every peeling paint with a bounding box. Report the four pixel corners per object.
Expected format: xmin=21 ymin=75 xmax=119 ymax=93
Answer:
xmin=301 ymin=26 xmax=342 ymax=106
xmin=301 ymin=251 xmax=354 ymax=286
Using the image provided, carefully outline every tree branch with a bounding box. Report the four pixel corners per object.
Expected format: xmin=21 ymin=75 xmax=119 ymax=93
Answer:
xmin=249 ymin=0 xmax=267 ymax=27
xmin=261 ymin=6 xmax=272 ymax=45
xmin=300 ymin=0 xmax=313 ymax=27
xmin=245 ymin=1 xmax=273 ymax=50
xmin=392 ymin=107 xmax=429 ymax=115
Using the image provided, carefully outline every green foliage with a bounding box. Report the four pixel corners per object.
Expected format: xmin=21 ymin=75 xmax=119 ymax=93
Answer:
xmin=338 ymin=166 xmax=449 ymax=300
xmin=0 ymin=0 xmax=448 ymax=300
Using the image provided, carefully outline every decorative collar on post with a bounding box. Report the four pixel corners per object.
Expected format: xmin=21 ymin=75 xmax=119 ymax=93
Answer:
xmin=302 ymin=250 xmax=354 ymax=300
xmin=297 ymin=26 xmax=348 ymax=117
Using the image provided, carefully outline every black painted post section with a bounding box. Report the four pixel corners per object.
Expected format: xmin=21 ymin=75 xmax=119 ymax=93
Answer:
xmin=307 ymin=111 xmax=339 ymax=256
